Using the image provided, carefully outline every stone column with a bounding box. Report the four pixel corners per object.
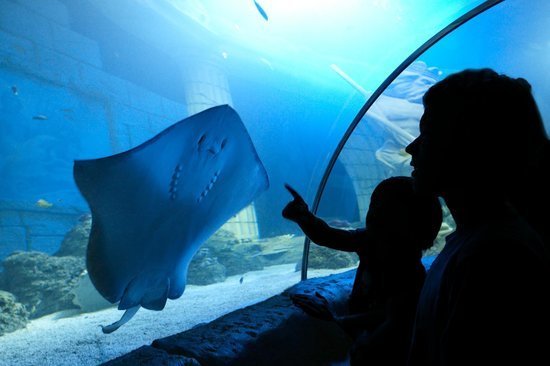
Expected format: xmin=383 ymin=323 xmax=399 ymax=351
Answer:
xmin=182 ymin=57 xmax=261 ymax=241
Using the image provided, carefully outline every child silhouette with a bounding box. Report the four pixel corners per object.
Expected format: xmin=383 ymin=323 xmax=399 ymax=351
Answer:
xmin=283 ymin=176 xmax=442 ymax=364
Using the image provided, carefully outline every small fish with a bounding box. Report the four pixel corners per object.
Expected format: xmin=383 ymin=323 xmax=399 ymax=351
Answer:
xmin=239 ymin=276 xmax=244 ymax=284
xmin=11 ymin=85 xmax=18 ymax=95
xmin=32 ymin=115 xmax=48 ymax=121
xmin=36 ymin=198 xmax=53 ymax=208
xmin=253 ymin=0 xmax=268 ymax=21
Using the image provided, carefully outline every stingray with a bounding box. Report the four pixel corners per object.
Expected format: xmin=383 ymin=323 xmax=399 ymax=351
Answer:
xmin=73 ymin=105 xmax=269 ymax=333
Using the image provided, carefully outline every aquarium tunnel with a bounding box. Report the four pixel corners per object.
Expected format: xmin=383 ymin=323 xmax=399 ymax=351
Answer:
xmin=0 ymin=0 xmax=548 ymax=364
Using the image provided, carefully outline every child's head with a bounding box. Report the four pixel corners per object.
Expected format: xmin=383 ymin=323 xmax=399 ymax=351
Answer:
xmin=366 ymin=176 xmax=442 ymax=251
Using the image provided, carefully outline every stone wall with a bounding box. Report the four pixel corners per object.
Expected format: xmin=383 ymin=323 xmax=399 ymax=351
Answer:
xmin=0 ymin=0 xmax=186 ymax=259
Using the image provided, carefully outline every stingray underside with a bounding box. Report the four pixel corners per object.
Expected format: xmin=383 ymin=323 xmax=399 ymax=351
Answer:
xmin=73 ymin=105 xmax=269 ymax=317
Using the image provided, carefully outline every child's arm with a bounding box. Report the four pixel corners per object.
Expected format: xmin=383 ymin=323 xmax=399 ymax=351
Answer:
xmin=282 ymin=184 xmax=364 ymax=252
xmin=334 ymin=307 xmax=386 ymax=337
xmin=291 ymin=292 xmax=386 ymax=338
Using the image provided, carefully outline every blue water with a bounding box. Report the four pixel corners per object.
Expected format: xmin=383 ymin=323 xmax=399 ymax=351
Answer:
xmin=0 ymin=0 xmax=548 ymax=363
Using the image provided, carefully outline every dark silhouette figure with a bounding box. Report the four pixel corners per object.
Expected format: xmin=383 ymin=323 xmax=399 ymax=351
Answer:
xmin=405 ymin=68 xmax=550 ymax=366
xmin=282 ymin=176 xmax=442 ymax=365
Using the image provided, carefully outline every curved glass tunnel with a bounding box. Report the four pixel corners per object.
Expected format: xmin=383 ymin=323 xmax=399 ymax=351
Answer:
xmin=0 ymin=0 xmax=547 ymax=364
xmin=311 ymin=0 xmax=550 ymax=276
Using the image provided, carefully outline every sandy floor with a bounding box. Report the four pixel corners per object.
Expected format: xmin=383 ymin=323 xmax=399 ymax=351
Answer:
xmin=0 ymin=264 xmax=344 ymax=366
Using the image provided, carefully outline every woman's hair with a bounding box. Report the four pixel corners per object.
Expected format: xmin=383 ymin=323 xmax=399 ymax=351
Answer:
xmin=425 ymin=69 xmax=546 ymax=173
xmin=368 ymin=176 xmax=442 ymax=251
xmin=423 ymin=68 xmax=549 ymax=245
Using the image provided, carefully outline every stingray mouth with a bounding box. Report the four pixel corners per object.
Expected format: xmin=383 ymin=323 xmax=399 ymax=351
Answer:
xmin=197 ymin=170 xmax=220 ymax=203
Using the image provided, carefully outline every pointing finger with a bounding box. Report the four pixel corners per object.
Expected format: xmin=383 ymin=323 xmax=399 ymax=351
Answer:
xmin=284 ymin=183 xmax=304 ymax=202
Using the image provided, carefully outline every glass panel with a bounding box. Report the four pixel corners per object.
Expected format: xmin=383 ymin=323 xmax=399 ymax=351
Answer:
xmin=0 ymin=0 xmax=483 ymax=363
xmin=421 ymin=0 xmax=550 ymax=132
xmin=312 ymin=0 xmax=549 ymax=276
xmin=312 ymin=60 xmax=445 ymax=275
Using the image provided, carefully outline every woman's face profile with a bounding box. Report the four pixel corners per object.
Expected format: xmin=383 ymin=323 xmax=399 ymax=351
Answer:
xmin=406 ymin=105 xmax=450 ymax=196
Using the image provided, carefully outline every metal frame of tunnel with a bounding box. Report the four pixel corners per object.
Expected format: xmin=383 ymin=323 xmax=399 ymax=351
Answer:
xmin=300 ymin=0 xmax=504 ymax=280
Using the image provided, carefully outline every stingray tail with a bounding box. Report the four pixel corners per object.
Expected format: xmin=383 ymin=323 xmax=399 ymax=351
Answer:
xmin=101 ymin=305 xmax=140 ymax=334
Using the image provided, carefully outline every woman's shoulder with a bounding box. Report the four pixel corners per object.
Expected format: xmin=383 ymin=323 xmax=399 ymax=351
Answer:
xmin=454 ymin=210 xmax=548 ymax=271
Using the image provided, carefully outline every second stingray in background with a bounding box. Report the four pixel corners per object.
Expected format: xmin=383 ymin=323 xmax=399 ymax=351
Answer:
xmin=73 ymin=105 xmax=269 ymax=333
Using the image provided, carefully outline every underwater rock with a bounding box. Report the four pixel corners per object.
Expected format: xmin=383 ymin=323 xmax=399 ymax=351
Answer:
xmin=54 ymin=214 xmax=91 ymax=257
xmin=103 ymin=345 xmax=201 ymax=366
xmin=205 ymin=229 xmax=240 ymax=250
xmin=213 ymin=241 xmax=264 ymax=276
xmin=187 ymin=247 xmax=227 ymax=285
xmin=1 ymin=251 xmax=85 ymax=318
xmin=306 ymin=244 xmax=359 ymax=270
xmin=254 ymin=234 xmax=304 ymax=266
xmin=199 ymin=229 xmax=264 ymax=276
xmin=186 ymin=232 xmax=314 ymax=285
xmin=0 ymin=290 xmax=29 ymax=336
